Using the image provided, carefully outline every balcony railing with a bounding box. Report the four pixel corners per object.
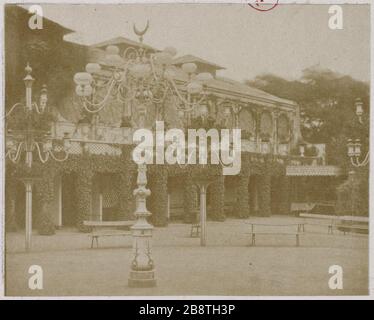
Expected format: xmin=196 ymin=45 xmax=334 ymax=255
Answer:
xmin=53 ymin=120 xmax=327 ymax=165
xmin=289 ymin=155 xmax=325 ymax=166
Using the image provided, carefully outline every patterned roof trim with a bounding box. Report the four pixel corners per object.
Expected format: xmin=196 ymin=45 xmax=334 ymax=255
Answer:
xmin=286 ymin=165 xmax=342 ymax=176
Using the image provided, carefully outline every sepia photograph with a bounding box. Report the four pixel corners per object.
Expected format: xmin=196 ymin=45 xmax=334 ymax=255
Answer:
xmin=1 ymin=1 xmax=371 ymax=299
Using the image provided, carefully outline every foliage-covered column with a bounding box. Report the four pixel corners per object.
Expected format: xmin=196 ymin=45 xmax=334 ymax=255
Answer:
xmin=117 ymin=171 xmax=135 ymax=220
xmin=258 ymin=171 xmax=271 ymax=217
xmin=117 ymin=145 xmax=137 ymax=220
xmin=5 ymin=169 xmax=18 ymax=232
xmin=183 ymin=174 xmax=198 ymax=223
xmin=235 ymin=174 xmax=250 ymax=218
xmin=149 ymin=165 xmax=168 ymax=227
xmin=75 ymin=166 xmax=94 ymax=232
xmin=278 ymin=175 xmax=291 ymax=215
xmin=35 ymin=169 xmax=56 ymax=235
xmin=208 ymin=176 xmax=225 ymax=221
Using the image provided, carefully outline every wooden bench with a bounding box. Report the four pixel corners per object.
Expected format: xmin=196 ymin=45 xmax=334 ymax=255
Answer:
xmin=246 ymin=223 xmax=302 ymax=247
xmin=299 ymin=213 xmax=369 ymax=235
xmin=299 ymin=213 xmax=338 ymax=234
xmin=190 ymin=223 xmax=200 ymax=237
xmin=190 ymin=210 xmax=200 ymax=238
xmin=83 ymin=220 xmax=134 ymax=248
xmin=337 ymin=225 xmax=368 ymax=235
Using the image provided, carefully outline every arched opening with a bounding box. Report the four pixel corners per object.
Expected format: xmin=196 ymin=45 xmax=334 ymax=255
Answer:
xmin=239 ymin=109 xmax=256 ymax=140
xmin=91 ymin=173 xmax=120 ymax=221
xmin=260 ymin=112 xmax=273 ymax=142
xmin=167 ymin=176 xmax=185 ymax=221
xmin=278 ymin=114 xmax=290 ymax=143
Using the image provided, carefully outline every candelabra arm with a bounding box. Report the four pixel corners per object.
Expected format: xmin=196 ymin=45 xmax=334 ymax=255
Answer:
xmin=5 ymin=103 xmax=24 ymax=118
xmin=34 ymin=142 xmax=50 ymax=163
xmin=32 ymin=102 xmax=43 ymax=114
xmin=7 ymin=141 xmax=24 ymax=163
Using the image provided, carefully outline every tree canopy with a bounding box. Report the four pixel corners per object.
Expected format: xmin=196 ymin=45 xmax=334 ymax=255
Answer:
xmin=246 ymin=66 xmax=370 ymax=168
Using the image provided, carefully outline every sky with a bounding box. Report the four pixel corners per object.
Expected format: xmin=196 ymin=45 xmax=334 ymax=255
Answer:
xmin=38 ymin=3 xmax=370 ymax=83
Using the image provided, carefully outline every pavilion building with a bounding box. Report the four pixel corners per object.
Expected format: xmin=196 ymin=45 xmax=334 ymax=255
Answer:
xmin=5 ymin=6 xmax=344 ymax=232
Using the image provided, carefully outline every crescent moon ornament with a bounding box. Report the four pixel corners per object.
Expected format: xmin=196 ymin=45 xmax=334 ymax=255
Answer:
xmin=133 ymin=20 xmax=150 ymax=43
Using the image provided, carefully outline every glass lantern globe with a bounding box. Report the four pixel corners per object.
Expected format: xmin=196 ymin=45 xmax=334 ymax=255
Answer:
xmin=347 ymin=139 xmax=355 ymax=157
xmin=106 ymin=45 xmax=120 ymax=55
xmin=86 ymin=63 xmax=101 ymax=74
xmin=182 ymin=62 xmax=197 ymax=75
xmin=74 ymin=72 xmax=93 ymax=86
xmin=43 ymin=139 xmax=53 ymax=153
xmin=63 ymin=133 xmax=71 ymax=151
xmin=196 ymin=72 xmax=213 ymax=82
xmin=154 ymin=51 xmax=173 ymax=66
xmin=6 ymin=139 xmax=16 ymax=152
xmin=187 ymin=81 xmax=203 ymax=95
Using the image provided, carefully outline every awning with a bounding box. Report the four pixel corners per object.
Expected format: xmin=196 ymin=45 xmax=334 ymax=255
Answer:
xmin=286 ymin=165 xmax=341 ymax=176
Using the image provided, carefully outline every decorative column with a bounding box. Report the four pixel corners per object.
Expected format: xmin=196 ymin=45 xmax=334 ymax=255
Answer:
xmin=208 ymin=175 xmax=225 ymax=221
xmin=183 ymin=174 xmax=198 ymax=223
xmin=236 ymin=174 xmax=250 ymax=218
xmin=232 ymin=103 xmax=242 ymax=128
xmin=199 ymin=184 xmax=208 ymax=246
xmin=148 ymin=165 xmax=168 ymax=227
xmin=273 ymin=111 xmax=279 ymax=154
xmin=278 ymin=175 xmax=291 ymax=215
xmin=75 ymin=166 xmax=94 ymax=232
xmin=23 ymin=178 xmax=34 ymax=250
xmin=117 ymin=172 xmax=135 ymax=220
xmin=258 ymin=169 xmax=272 ymax=217
xmin=128 ymin=164 xmax=156 ymax=288
xmin=254 ymin=109 xmax=261 ymax=153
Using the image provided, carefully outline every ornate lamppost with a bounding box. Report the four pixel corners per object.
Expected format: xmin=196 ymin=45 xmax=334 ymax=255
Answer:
xmin=72 ymin=22 xmax=214 ymax=287
xmin=128 ymin=163 xmax=156 ymax=287
xmin=344 ymin=98 xmax=369 ymax=217
xmin=5 ymin=64 xmax=71 ymax=251
xmin=347 ymin=98 xmax=369 ymax=167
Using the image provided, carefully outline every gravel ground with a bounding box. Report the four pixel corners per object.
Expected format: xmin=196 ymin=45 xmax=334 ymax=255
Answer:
xmin=4 ymin=216 xmax=369 ymax=297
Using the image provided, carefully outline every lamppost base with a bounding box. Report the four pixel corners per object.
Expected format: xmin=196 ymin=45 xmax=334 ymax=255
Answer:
xmin=128 ymin=270 xmax=157 ymax=288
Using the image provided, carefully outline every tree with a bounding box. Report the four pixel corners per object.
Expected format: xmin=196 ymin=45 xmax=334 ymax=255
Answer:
xmin=245 ymin=66 xmax=369 ymax=168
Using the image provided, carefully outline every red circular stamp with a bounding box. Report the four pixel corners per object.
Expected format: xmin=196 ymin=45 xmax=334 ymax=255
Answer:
xmin=248 ymin=0 xmax=279 ymax=12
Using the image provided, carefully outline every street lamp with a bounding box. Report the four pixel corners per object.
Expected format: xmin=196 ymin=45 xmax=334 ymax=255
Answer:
xmin=5 ymin=64 xmax=71 ymax=251
xmin=72 ymin=22 xmax=214 ymax=287
xmin=347 ymin=98 xmax=369 ymax=167
xmin=128 ymin=163 xmax=156 ymax=287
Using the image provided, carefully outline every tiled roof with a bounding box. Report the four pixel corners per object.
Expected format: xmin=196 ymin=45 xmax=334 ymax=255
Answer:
xmin=286 ymin=165 xmax=342 ymax=176
xmin=172 ymin=54 xmax=225 ymax=70
xmin=169 ymin=66 xmax=296 ymax=107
